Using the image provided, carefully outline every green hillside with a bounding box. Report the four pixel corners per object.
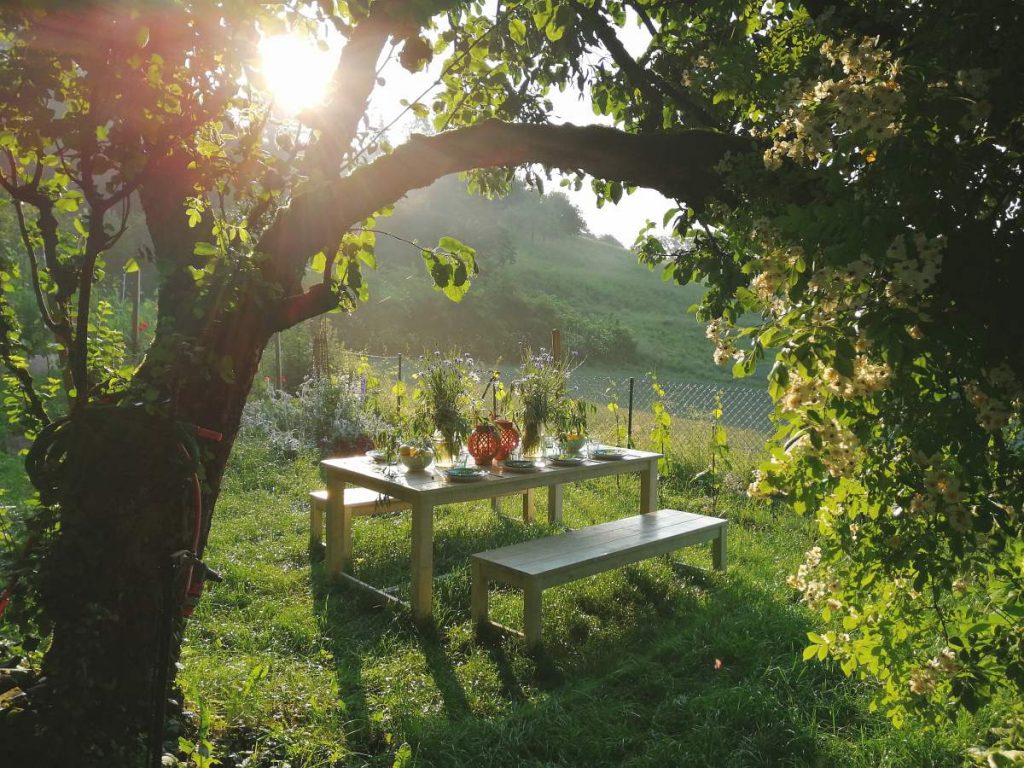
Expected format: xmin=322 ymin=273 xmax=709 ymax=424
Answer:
xmin=336 ymin=177 xmax=729 ymax=381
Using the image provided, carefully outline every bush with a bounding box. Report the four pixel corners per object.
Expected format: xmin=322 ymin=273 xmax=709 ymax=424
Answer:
xmin=241 ymin=376 xmax=374 ymax=457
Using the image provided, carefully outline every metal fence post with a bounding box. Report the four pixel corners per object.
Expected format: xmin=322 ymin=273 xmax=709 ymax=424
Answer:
xmin=274 ymin=333 xmax=283 ymax=390
xmin=397 ymin=353 xmax=403 ymax=415
xmin=627 ymin=376 xmax=635 ymax=449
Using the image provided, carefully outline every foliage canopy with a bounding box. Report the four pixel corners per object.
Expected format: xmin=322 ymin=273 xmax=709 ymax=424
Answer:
xmin=0 ymin=0 xmax=1022 ymax=762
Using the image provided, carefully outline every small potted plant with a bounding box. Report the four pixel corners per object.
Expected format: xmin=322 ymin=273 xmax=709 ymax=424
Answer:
xmin=554 ymin=397 xmax=594 ymax=456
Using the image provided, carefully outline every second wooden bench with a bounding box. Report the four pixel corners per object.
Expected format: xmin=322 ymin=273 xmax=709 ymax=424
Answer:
xmin=471 ymin=509 xmax=727 ymax=648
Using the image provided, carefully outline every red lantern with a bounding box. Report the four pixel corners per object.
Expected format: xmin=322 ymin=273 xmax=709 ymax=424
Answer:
xmin=493 ymin=419 xmax=520 ymax=461
xmin=468 ymin=423 xmax=501 ymax=466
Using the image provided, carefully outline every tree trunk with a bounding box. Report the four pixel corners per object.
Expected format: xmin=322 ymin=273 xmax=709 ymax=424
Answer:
xmin=15 ymin=288 xmax=272 ymax=766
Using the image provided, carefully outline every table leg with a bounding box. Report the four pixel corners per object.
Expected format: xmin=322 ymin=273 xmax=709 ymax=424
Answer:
xmin=547 ymin=484 xmax=563 ymax=524
xmin=522 ymin=489 xmax=536 ymax=523
xmin=713 ymin=525 xmax=728 ymax=571
xmin=640 ymin=458 xmax=659 ymax=514
xmin=410 ymin=498 xmax=434 ymax=624
xmin=491 ymin=496 xmax=501 ymax=515
xmin=325 ymin=479 xmax=352 ymax=577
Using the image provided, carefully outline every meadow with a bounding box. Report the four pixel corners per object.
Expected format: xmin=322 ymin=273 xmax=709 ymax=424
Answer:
xmin=160 ymin=435 xmax=986 ymax=767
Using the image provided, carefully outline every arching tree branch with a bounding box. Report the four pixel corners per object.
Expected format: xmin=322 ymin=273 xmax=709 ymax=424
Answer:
xmin=260 ymin=120 xmax=753 ymax=289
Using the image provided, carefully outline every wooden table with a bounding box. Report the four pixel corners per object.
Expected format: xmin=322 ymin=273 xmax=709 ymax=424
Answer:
xmin=320 ymin=449 xmax=662 ymax=623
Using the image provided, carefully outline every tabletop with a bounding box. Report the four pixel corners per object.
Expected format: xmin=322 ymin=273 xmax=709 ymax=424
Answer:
xmin=321 ymin=449 xmax=662 ymax=506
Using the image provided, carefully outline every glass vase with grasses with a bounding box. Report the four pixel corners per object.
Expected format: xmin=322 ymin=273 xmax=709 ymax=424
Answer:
xmin=414 ymin=353 xmax=473 ymax=466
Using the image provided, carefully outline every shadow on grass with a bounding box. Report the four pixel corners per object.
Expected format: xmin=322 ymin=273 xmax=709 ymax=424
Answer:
xmin=304 ymin=522 xmax=941 ymax=768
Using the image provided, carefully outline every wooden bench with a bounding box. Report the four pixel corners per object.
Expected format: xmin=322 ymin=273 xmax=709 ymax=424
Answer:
xmin=308 ymin=488 xmax=410 ymax=556
xmin=471 ymin=509 xmax=727 ymax=648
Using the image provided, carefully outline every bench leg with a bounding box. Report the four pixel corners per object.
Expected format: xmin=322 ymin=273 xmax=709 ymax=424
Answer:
xmin=310 ymin=495 xmax=324 ymax=550
xmin=471 ymin=561 xmax=489 ymax=634
xmin=523 ymin=582 xmax=543 ymax=649
xmin=547 ymin=484 xmax=563 ymax=525
xmin=713 ymin=525 xmax=728 ymax=571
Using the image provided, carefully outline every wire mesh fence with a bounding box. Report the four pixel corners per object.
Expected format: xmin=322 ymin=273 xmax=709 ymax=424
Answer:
xmin=569 ymin=373 xmax=774 ymax=465
xmin=320 ymin=349 xmax=776 ymax=467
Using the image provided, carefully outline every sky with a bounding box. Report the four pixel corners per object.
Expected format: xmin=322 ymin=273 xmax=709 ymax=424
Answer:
xmin=263 ymin=10 xmax=674 ymax=246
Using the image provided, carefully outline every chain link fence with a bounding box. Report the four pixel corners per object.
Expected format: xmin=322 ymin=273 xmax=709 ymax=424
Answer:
xmin=568 ymin=373 xmax=773 ymax=459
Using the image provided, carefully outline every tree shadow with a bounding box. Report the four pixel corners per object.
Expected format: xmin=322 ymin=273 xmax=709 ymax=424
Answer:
xmin=307 ymin=515 xmax=961 ymax=768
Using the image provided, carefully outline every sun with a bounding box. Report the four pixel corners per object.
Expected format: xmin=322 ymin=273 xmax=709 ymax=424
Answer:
xmin=258 ymin=34 xmax=337 ymax=115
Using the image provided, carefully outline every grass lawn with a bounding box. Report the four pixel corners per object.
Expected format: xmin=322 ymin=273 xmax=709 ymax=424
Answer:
xmin=176 ymin=437 xmax=985 ymax=767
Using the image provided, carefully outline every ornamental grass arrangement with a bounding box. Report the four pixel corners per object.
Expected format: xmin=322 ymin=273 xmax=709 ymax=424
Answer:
xmin=512 ymin=348 xmax=575 ymax=456
xmin=413 ymin=353 xmax=474 ymax=463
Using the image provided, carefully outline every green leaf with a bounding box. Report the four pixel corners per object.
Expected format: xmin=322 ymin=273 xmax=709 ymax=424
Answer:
xmin=55 ymin=196 xmax=79 ymax=213
xmin=193 ymin=242 xmax=218 ymax=257
xmin=124 ymin=258 xmax=139 ymax=274
xmin=509 ymin=18 xmax=527 ymax=45
xmin=438 ymin=235 xmax=468 ymax=253
xmin=392 ymin=742 xmax=414 ymax=768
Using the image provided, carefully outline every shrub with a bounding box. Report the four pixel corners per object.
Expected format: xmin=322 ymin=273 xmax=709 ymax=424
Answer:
xmin=241 ymin=376 xmax=374 ymax=457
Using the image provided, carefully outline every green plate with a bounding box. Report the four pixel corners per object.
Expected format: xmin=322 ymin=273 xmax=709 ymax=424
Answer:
xmin=501 ymin=459 xmax=541 ymax=472
xmin=591 ymin=447 xmax=628 ymax=460
xmin=444 ymin=467 xmax=488 ymax=482
xmin=549 ymin=455 xmax=584 ymax=467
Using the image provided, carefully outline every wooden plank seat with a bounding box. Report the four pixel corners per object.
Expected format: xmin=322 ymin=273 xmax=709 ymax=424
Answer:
xmin=471 ymin=509 xmax=727 ymax=648
xmin=309 ymin=488 xmax=410 ymax=554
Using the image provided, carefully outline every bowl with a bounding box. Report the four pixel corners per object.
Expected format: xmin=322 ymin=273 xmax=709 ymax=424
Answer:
xmin=399 ymin=447 xmax=434 ymax=472
xmin=560 ymin=436 xmax=587 ymax=456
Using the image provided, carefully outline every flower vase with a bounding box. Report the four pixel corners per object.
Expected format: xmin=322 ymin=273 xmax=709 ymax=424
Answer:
xmin=432 ymin=433 xmax=459 ymax=468
xmin=521 ymin=422 xmax=545 ymax=459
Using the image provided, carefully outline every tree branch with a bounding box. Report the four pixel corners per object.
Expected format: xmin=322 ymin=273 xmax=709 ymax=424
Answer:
xmin=573 ymin=0 xmax=715 ymax=129
xmin=270 ymin=282 xmax=340 ymax=332
xmin=260 ymin=120 xmax=752 ymax=287
xmin=301 ymin=17 xmax=392 ymax=178
xmin=12 ymin=199 xmax=70 ymax=343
